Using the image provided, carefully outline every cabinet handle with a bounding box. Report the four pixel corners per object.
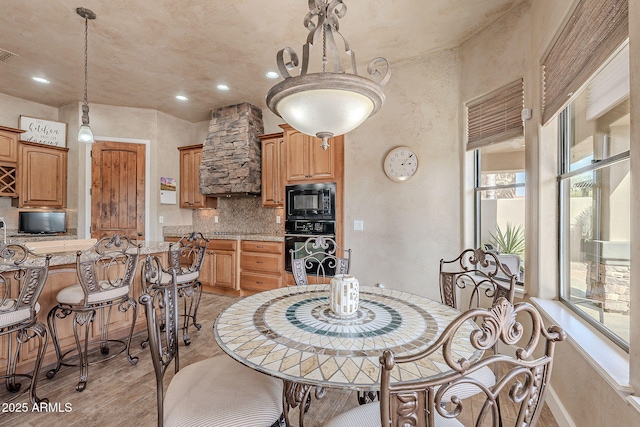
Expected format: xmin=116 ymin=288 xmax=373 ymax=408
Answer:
xmin=256 ymin=281 xmax=263 ymax=285
xmin=256 ymin=261 xmax=264 ymax=264
xmin=256 ymin=245 xmax=264 ymax=248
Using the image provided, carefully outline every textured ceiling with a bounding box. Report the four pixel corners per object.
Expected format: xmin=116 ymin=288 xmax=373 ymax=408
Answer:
xmin=0 ymin=0 xmax=522 ymax=123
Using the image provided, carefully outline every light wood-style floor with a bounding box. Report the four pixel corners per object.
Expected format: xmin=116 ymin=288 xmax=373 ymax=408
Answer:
xmin=0 ymin=293 xmax=559 ymax=427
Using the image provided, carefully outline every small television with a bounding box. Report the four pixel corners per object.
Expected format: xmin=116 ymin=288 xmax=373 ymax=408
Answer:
xmin=19 ymin=211 xmax=67 ymax=234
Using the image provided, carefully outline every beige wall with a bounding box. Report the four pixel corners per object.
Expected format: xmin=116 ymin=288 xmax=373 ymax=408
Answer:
xmin=342 ymin=49 xmax=461 ymax=299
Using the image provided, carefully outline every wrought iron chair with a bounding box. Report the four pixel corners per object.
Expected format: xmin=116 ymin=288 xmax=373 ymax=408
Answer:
xmin=141 ymin=232 xmax=208 ymax=345
xmin=47 ymin=234 xmax=140 ymax=392
xmin=439 ymin=247 xmax=517 ymax=311
xmin=437 ymin=247 xmax=519 ymax=402
xmin=325 ymin=298 xmax=566 ymax=427
xmin=0 ymin=243 xmax=51 ymax=405
xmin=290 ymin=235 xmax=351 ymax=286
xmin=139 ymin=262 xmax=283 ymax=427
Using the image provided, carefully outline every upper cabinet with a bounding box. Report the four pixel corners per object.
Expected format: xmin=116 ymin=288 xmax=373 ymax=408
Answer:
xmin=17 ymin=141 xmax=68 ymax=208
xmin=0 ymin=126 xmax=23 ymax=197
xmin=260 ymin=133 xmax=284 ymax=207
xmin=178 ymin=144 xmax=216 ymax=209
xmin=283 ymin=126 xmax=343 ymax=183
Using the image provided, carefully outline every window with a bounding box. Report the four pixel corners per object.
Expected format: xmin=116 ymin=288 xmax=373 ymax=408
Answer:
xmin=558 ymin=44 xmax=630 ymax=350
xmin=474 ymin=141 xmax=525 ymax=283
xmin=466 ymin=79 xmax=526 ymax=283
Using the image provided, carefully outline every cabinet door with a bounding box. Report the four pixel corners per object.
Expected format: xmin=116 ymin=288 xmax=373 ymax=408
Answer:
xmin=19 ymin=143 xmax=67 ymax=208
xmin=179 ymin=148 xmax=197 ymax=208
xmin=308 ymin=136 xmax=334 ymax=179
xmin=0 ymin=128 xmax=19 ymax=163
xmin=214 ymin=250 xmax=236 ymax=289
xmin=262 ymin=137 xmax=284 ymax=206
xmin=200 ymin=249 xmax=215 ymax=286
xmin=286 ymin=131 xmax=309 ymax=181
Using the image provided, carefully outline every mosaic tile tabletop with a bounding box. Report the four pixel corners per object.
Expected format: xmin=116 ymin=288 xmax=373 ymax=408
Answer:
xmin=214 ymin=285 xmax=482 ymax=391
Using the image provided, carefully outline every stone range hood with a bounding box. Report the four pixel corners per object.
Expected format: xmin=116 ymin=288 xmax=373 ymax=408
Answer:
xmin=199 ymin=103 xmax=264 ymax=196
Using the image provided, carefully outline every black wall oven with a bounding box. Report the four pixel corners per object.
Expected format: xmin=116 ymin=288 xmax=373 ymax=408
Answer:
xmin=284 ymin=220 xmax=336 ymax=274
xmin=284 ymin=182 xmax=337 ymax=274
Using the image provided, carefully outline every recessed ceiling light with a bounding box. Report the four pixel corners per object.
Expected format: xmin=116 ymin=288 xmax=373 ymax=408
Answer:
xmin=265 ymin=71 xmax=279 ymax=79
xmin=32 ymin=77 xmax=49 ymax=84
xmin=217 ymin=84 xmax=229 ymax=91
xmin=176 ymin=95 xmax=188 ymax=101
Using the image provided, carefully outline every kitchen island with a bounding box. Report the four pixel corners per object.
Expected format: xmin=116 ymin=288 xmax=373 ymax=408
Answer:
xmin=0 ymin=239 xmax=171 ymax=374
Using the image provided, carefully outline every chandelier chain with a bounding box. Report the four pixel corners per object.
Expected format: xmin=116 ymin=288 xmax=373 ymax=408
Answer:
xmin=83 ymin=16 xmax=89 ymax=107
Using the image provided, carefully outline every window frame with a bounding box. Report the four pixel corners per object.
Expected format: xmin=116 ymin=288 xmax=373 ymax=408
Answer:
xmin=557 ymin=106 xmax=631 ymax=352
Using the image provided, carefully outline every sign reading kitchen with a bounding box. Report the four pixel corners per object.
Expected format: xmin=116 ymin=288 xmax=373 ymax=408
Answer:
xmin=19 ymin=116 xmax=67 ymax=147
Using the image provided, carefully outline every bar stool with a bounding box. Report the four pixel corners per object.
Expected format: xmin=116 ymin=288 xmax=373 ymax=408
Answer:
xmin=141 ymin=232 xmax=207 ymax=345
xmin=47 ymin=235 xmax=140 ymax=392
xmin=0 ymin=243 xmax=51 ymax=405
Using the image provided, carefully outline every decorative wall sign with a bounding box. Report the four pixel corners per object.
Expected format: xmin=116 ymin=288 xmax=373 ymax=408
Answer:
xmin=160 ymin=176 xmax=177 ymax=204
xmin=19 ymin=116 xmax=67 ymax=147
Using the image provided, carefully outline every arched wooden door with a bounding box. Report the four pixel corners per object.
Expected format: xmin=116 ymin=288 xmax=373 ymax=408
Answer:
xmin=91 ymin=141 xmax=145 ymax=240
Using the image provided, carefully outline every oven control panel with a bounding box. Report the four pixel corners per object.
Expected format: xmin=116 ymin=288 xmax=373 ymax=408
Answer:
xmin=285 ymin=220 xmax=336 ymax=235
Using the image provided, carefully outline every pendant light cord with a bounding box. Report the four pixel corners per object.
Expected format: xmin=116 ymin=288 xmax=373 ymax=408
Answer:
xmin=83 ymin=16 xmax=89 ymax=108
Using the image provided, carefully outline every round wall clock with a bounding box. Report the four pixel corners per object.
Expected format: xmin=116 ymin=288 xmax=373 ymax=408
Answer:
xmin=383 ymin=146 xmax=418 ymax=182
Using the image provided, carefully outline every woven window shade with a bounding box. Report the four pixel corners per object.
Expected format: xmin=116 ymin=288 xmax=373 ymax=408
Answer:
xmin=466 ymin=79 xmax=524 ymax=151
xmin=541 ymin=0 xmax=628 ymax=124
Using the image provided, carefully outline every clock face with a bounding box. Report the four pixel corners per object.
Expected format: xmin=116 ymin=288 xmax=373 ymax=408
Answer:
xmin=384 ymin=147 xmax=418 ymax=182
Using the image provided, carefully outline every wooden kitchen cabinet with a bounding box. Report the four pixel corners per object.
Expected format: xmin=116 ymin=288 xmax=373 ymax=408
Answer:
xmin=16 ymin=141 xmax=68 ymax=208
xmin=240 ymin=240 xmax=283 ymax=294
xmin=178 ymin=144 xmax=217 ymax=209
xmin=202 ymin=239 xmax=238 ymax=292
xmin=0 ymin=126 xmax=22 ymax=197
xmin=259 ymin=133 xmax=284 ymax=207
xmin=282 ymin=125 xmax=343 ymax=184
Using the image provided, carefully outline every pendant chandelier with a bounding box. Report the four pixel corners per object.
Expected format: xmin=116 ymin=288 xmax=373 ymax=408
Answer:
xmin=77 ymin=7 xmax=96 ymax=144
xmin=266 ymin=0 xmax=391 ymax=150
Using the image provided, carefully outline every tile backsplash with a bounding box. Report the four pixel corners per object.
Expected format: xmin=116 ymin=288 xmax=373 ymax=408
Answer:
xmin=192 ymin=196 xmax=284 ymax=235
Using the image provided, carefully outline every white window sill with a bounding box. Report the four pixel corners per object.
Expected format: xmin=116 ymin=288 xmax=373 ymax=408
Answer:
xmin=531 ymin=298 xmax=633 ymax=397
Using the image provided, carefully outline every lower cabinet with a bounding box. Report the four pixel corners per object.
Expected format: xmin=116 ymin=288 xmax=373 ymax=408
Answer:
xmin=201 ymin=239 xmax=238 ymax=293
xmin=240 ymin=241 xmax=283 ymax=294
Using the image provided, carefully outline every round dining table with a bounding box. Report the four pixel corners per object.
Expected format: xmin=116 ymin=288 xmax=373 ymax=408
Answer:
xmin=214 ymin=284 xmax=482 ymax=426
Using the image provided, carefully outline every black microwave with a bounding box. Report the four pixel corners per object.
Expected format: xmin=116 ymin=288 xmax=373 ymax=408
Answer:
xmin=286 ymin=182 xmax=336 ymax=220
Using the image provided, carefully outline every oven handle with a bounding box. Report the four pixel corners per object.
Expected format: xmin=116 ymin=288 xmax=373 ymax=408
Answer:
xmin=284 ymin=234 xmax=336 ymax=238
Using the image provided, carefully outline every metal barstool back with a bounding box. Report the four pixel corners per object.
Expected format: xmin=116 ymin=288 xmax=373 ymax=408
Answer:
xmin=0 ymin=243 xmax=51 ymax=404
xmin=47 ymin=234 xmax=140 ymax=392
xmin=290 ymin=235 xmax=351 ymax=286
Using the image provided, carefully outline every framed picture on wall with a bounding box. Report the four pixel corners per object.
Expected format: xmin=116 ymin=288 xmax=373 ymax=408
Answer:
xmin=19 ymin=116 xmax=67 ymax=147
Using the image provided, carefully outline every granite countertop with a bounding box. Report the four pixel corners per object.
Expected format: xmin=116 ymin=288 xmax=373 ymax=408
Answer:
xmin=163 ymin=226 xmax=284 ymax=242
xmin=0 ymin=240 xmax=172 ymax=271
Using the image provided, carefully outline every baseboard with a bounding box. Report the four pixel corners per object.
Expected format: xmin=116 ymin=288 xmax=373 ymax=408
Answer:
xmin=546 ymin=385 xmax=576 ymax=427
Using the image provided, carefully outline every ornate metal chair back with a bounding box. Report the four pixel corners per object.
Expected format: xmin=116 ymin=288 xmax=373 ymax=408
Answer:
xmin=76 ymin=234 xmax=140 ymax=304
xmin=139 ymin=265 xmax=180 ymax=427
xmin=290 ymin=236 xmax=351 ymax=286
xmin=379 ymin=298 xmax=566 ymax=427
xmin=439 ymin=247 xmax=517 ymax=312
xmin=167 ymin=232 xmax=208 ymax=276
xmin=0 ymin=243 xmax=51 ymax=329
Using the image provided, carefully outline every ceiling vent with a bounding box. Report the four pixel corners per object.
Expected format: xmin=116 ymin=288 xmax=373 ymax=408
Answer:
xmin=0 ymin=48 xmax=18 ymax=62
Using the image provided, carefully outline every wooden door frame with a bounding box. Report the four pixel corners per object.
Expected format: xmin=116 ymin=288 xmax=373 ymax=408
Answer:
xmin=83 ymin=136 xmax=150 ymax=239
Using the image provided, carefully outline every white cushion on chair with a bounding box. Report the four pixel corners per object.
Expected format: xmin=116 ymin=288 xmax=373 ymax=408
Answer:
xmin=164 ymin=355 xmax=283 ymax=427
xmin=441 ymin=366 xmax=496 ymax=401
xmin=324 ymin=401 xmax=463 ymax=427
xmin=155 ymin=270 xmax=199 ymax=286
xmin=56 ymin=282 xmax=131 ymax=305
xmin=0 ymin=300 xmax=40 ymax=328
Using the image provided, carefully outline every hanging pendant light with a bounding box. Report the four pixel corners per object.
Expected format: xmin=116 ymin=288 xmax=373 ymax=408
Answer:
xmin=266 ymin=0 xmax=391 ymax=150
xmin=77 ymin=7 xmax=96 ymax=144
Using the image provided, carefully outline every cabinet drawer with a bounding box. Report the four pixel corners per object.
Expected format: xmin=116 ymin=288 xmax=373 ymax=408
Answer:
xmin=207 ymin=239 xmax=237 ymax=251
xmin=241 ymin=240 xmax=282 ymax=254
xmin=240 ymin=272 xmax=281 ymax=292
xmin=241 ymin=253 xmax=281 ymax=274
